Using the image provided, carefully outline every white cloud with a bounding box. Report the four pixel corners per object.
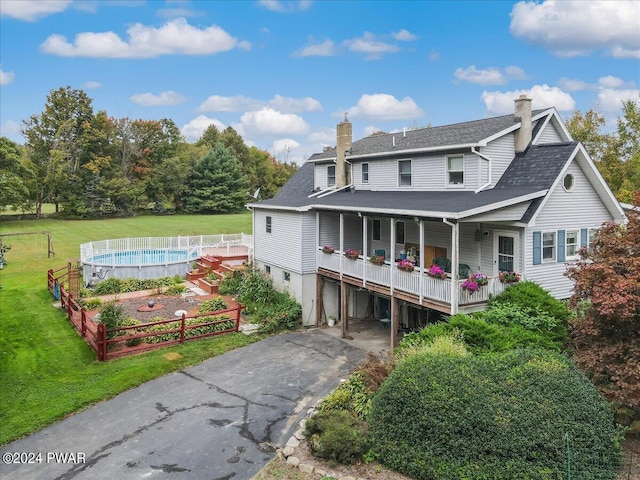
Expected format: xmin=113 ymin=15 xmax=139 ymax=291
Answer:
xmin=481 ymin=84 xmax=576 ymax=114
xmin=392 ymin=29 xmax=417 ymax=41
xmin=510 ymin=0 xmax=640 ymax=58
xmin=82 ymin=80 xmax=102 ymax=89
xmin=428 ymin=49 xmax=440 ymax=61
xmin=346 ymin=93 xmax=423 ymax=121
xmin=269 ymin=94 xmax=322 ymax=113
xmin=198 ymin=94 xmax=321 ymax=113
xmin=343 ymin=32 xmax=399 ymax=60
xmin=558 ymin=77 xmax=596 ymax=92
xmin=156 ymin=8 xmax=204 ymax=18
xmin=0 ymin=120 xmax=20 ymax=138
xmin=181 ymin=115 xmax=225 ymax=142
xmin=597 ymin=88 xmax=640 ymax=112
xmin=0 ymin=0 xmax=71 ymax=21
xmin=258 ymin=0 xmax=312 ymax=12
xmin=271 ymin=138 xmax=301 ymax=161
xmin=307 ymin=127 xmax=335 ymax=145
xmin=598 ymin=75 xmax=634 ymax=89
xmin=241 ymin=107 xmax=309 ymax=136
xmin=454 ymin=65 xmax=527 ymax=86
xmin=40 ymin=18 xmax=250 ymax=58
xmin=130 ymin=90 xmax=186 ymax=106
xmin=363 ymin=125 xmax=384 ymax=137
xmin=293 ymin=39 xmax=335 ymax=57
xmin=0 ymin=65 xmax=15 ymax=85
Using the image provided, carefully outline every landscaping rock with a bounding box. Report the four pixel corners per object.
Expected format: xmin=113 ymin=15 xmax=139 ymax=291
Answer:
xmin=299 ymin=463 xmax=314 ymax=474
xmin=286 ymin=456 xmax=300 ymax=467
xmin=282 ymin=446 xmax=295 ymax=458
xmin=294 ymin=428 xmax=306 ymax=440
xmin=286 ymin=436 xmax=300 ymax=448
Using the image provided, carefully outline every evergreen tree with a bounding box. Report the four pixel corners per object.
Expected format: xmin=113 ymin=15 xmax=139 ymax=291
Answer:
xmin=184 ymin=143 xmax=248 ymax=213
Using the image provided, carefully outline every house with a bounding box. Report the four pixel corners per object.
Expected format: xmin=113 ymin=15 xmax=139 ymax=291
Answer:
xmin=248 ymin=96 xmax=624 ymax=348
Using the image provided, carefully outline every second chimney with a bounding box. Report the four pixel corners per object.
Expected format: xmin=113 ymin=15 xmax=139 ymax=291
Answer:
xmin=514 ymin=95 xmax=532 ymax=153
xmin=336 ymin=113 xmax=352 ymax=187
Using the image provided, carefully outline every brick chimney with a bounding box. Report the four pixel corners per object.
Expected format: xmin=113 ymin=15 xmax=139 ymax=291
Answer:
xmin=336 ymin=113 xmax=352 ymax=187
xmin=514 ymin=95 xmax=532 ymax=153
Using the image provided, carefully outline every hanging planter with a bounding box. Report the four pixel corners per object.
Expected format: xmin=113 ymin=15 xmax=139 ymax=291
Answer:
xmin=322 ymin=246 xmax=335 ymax=254
xmin=369 ymin=255 xmax=385 ymax=265
xmin=397 ymin=259 xmax=415 ymax=272
xmin=469 ymin=272 xmax=489 ymax=286
xmin=499 ymin=271 xmax=521 ymax=284
xmin=344 ymin=249 xmax=360 ymax=260
xmin=427 ymin=264 xmax=447 ymax=279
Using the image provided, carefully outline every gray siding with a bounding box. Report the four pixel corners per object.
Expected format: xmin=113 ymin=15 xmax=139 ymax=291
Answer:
xmin=301 ymin=212 xmax=317 ymax=273
xmin=315 ymin=162 xmax=332 ymax=190
xmin=464 ymin=201 xmax=531 ymax=222
xmin=525 ymin=160 xmax=614 ymax=298
xmin=319 ymin=212 xmax=340 ymax=248
xmin=483 ymin=134 xmax=515 ymax=188
xmin=353 ymin=153 xmax=481 ymax=191
xmin=537 ymin=120 xmax=563 ymax=144
xmin=254 ymin=209 xmax=303 ymax=272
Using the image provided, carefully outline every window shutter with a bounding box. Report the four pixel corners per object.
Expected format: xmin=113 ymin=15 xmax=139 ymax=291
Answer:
xmin=581 ymin=228 xmax=588 ymax=247
xmin=557 ymin=230 xmax=566 ymax=262
xmin=533 ymin=231 xmax=542 ymax=265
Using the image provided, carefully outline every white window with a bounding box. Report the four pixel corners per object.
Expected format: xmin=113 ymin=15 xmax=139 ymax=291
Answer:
xmin=372 ymin=219 xmax=381 ymax=241
xmin=395 ymin=221 xmax=405 ymax=245
xmin=566 ymin=230 xmax=579 ymax=258
xmin=543 ymin=232 xmax=556 ymax=262
xmin=362 ymin=163 xmax=369 ymax=184
xmin=398 ymin=160 xmax=412 ymax=186
xmin=265 ymin=265 xmax=271 ymax=275
xmin=327 ymin=165 xmax=336 ymax=187
xmin=283 ymin=271 xmax=290 ymax=283
xmin=588 ymin=228 xmax=597 ymax=250
xmin=266 ymin=216 xmax=272 ymax=233
xmin=447 ymin=155 xmax=464 ymax=185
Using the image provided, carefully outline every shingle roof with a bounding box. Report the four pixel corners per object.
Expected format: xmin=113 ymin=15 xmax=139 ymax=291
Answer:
xmin=309 ymin=110 xmax=547 ymax=161
xmin=494 ymin=142 xmax=577 ymax=190
xmin=253 ymin=141 xmax=578 ymax=221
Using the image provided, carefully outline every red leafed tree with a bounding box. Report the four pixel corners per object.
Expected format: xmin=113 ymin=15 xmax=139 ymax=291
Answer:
xmin=566 ymin=191 xmax=640 ymax=416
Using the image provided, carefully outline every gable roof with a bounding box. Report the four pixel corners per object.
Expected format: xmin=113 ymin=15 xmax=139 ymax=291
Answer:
xmin=309 ymin=109 xmax=548 ymax=162
xmin=250 ymin=141 xmax=587 ymax=222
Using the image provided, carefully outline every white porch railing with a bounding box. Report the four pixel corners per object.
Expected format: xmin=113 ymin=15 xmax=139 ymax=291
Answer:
xmin=317 ymin=249 xmax=516 ymax=308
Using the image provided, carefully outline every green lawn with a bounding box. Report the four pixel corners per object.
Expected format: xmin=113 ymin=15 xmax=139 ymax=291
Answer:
xmin=0 ymin=213 xmax=258 ymax=445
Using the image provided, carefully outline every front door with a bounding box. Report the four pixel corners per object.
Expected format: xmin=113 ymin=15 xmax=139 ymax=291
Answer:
xmin=493 ymin=231 xmax=519 ymax=276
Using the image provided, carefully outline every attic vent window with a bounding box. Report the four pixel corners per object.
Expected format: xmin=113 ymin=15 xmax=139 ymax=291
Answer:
xmin=563 ymin=173 xmax=574 ymax=192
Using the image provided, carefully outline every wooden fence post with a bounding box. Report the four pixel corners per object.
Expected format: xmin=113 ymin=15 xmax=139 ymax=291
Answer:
xmin=97 ymin=323 xmax=106 ymax=361
xmin=180 ymin=314 xmax=186 ymax=343
xmin=235 ymin=305 xmax=241 ymax=332
xmin=81 ymin=309 xmax=86 ymax=337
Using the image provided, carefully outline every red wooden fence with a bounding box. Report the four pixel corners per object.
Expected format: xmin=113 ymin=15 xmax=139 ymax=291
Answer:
xmin=49 ymin=264 xmax=242 ymax=361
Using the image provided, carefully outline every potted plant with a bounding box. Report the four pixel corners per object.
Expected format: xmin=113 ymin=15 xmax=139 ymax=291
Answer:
xmin=461 ymin=278 xmax=479 ymax=294
xmin=397 ymin=259 xmax=415 ymax=272
xmin=469 ymin=272 xmax=488 ymax=286
xmin=369 ymin=254 xmax=385 ymax=265
xmin=322 ymin=246 xmax=335 ymax=254
xmin=427 ymin=264 xmax=447 ymax=279
xmin=499 ymin=271 xmax=521 ymax=284
xmin=344 ymin=248 xmax=360 ymax=260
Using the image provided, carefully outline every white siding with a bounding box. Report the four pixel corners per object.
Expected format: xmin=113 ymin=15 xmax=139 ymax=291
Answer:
xmin=459 ymin=223 xmax=480 ymax=272
xmin=537 ymin=120 xmax=563 ymax=144
xmin=319 ymin=213 xmax=340 ymax=249
xmin=525 ymin=160 xmax=615 ymax=298
xmin=482 ymin=134 xmax=515 ymax=188
xmin=254 ymin=209 xmax=303 ymax=272
xmin=314 ymin=162 xmax=332 ymax=190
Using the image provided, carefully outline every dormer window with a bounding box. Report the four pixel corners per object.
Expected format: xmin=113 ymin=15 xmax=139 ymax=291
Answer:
xmin=398 ymin=160 xmax=412 ymax=186
xmin=327 ymin=165 xmax=336 ymax=187
xmin=563 ymin=173 xmax=574 ymax=192
xmin=362 ymin=163 xmax=369 ymax=184
xmin=447 ymin=155 xmax=464 ymax=186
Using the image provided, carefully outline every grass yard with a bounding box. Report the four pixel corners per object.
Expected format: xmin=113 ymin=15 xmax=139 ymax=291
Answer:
xmin=0 ymin=213 xmax=257 ymax=445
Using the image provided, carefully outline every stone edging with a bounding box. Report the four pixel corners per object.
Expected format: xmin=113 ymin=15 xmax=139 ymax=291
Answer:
xmin=275 ymin=404 xmax=366 ymax=480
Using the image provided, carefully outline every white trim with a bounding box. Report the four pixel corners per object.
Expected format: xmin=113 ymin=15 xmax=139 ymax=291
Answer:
xmin=398 ymin=158 xmax=412 ymax=187
xmin=473 ymin=147 xmax=492 ymax=193
xmin=493 ymin=230 xmax=519 ymax=276
xmin=361 ymin=162 xmax=369 ymax=184
xmin=565 ymin=229 xmax=579 ymax=260
xmin=562 ymin=173 xmax=575 ymax=192
xmin=542 ymin=230 xmax=557 ymax=263
xmin=342 ymin=143 xmax=479 ymax=160
xmin=446 ymin=154 xmax=465 ymax=188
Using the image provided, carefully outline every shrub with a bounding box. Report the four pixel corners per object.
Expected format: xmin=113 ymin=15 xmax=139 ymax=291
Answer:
xmin=165 ymin=284 xmax=186 ymax=295
xmin=91 ymin=276 xmax=177 ymax=295
xmin=369 ymin=349 xmax=623 ymax=480
xmin=304 ymin=411 xmax=371 ymax=465
xmin=198 ymin=297 xmax=228 ymax=314
xmin=395 ymin=332 xmax=469 ymax=361
xmin=253 ymin=293 xmax=301 ymax=333
xmin=116 ymin=317 xmax=143 ymax=347
xmin=489 ymin=281 xmax=569 ymax=325
xmin=98 ymin=302 xmax=126 ymax=339
xmin=80 ymin=298 xmax=102 ymax=310
xmin=406 ymin=314 xmax=562 ymax=354
xmin=92 ymin=277 xmax=121 ymax=295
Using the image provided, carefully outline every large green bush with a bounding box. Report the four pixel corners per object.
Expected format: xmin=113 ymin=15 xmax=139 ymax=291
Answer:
xmin=369 ymin=349 xmax=623 ymax=480
xmin=400 ymin=313 xmax=562 ymax=355
xmin=489 ymin=281 xmax=569 ymax=325
xmin=91 ymin=276 xmax=177 ymax=295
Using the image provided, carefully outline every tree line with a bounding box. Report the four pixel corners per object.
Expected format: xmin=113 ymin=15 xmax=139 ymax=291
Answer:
xmin=0 ymin=86 xmax=298 ymax=217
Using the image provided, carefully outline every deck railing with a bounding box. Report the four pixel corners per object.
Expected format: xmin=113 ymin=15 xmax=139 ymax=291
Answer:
xmin=317 ymin=249 xmax=514 ymax=307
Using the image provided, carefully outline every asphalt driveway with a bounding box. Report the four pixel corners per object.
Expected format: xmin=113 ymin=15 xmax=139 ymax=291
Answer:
xmin=0 ymin=330 xmax=366 ymax=480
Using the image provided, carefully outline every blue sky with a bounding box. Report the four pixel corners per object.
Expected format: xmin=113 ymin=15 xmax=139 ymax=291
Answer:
xmin=1 ymin=0 xmax=638 ymax=164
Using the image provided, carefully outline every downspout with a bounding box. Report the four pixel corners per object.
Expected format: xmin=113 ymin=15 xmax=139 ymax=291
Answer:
xmin=339 ymin=213 xmax=344 ymax=280
xmin=252 ymin=209 xmax=256 ymax=265
xmin=363 ymin=215 xmax=368 ymax=288
xmin=390 ymin=218 xmax=396 ymax=295
xmin=419 ymin=219 xmax=424 ymax=303
xmin=443 ymin=218 xmax=459 ymax=315
xmin=473 ymin=147 xmax=492 ymax=193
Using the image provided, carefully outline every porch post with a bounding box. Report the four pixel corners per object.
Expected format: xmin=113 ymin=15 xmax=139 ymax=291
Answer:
xmin=390 ymin=296 xmax=400 ymax=351
xmin=390 ymin=218 xmax=396 ymax=294
xmin=339 ymin=213 xmax=344 ymax=279
xmin=341 ymin=280 xmax=349 ymax=338
xmin=363 ymin=215 xmax=368 ymax=287
xmin=448 ymin=219 xmax=459 ymax=314
xmin=419 ymin=219 xmax=424 ymax=303
xmin=316 ymin=275 xmax=324 ymax=325
xmin=315 ymin=211 xmax=320 ymax=256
